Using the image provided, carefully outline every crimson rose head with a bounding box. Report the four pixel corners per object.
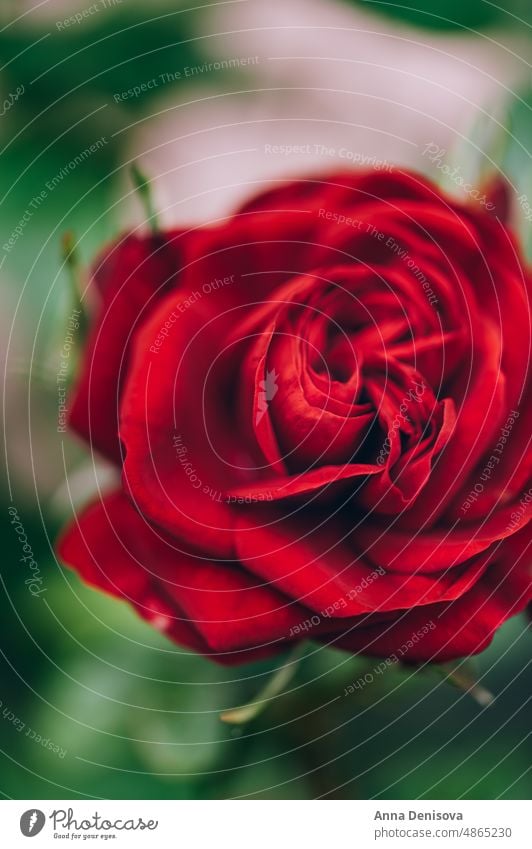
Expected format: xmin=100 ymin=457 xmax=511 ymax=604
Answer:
xmin=58 ymin=170 xmax=532 ymax=665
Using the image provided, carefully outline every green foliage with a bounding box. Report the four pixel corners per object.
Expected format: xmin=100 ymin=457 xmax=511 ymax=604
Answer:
xmin=0 ymin=8 xmax=203 ymax=149
xmin=351 ymin=0 xmax=532 ymax=31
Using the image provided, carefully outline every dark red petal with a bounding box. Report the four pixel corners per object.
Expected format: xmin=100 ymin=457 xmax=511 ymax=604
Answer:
xmin=330 ymin=527 xmax=532 ymax=661
xmin=236 ymin=170 xmax=445 ymax=216
xmin=57 ymin=490 xmax=311 ymax=661
xmin=356 ymin=498 xmax=531 ymax=575
xmin=57 ymin=490 xmax=206 ymax=654
xmin=235 ymin=512 xmax=492 ymax=616
xmin=69 ymin=232 xmax=186 ymax=463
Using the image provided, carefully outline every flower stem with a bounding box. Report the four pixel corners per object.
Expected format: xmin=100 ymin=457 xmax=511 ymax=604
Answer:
xmin=438 ymin=659 xmax=494 ymax=707
xmin=220 ymin=642 xmax=309 ymax=725
xmin=61 ymin=231 xmax=88 ymax=339
xmin=130 ymin=162 xmax=159 ymax=234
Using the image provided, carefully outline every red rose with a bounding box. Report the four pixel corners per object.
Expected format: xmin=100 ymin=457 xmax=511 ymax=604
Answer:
xmin=58 ymin=170 xmax=532 ymax=665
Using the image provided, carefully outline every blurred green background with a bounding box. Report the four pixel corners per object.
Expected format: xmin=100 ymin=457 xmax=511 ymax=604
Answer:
xmin=0 ymin=0 xmax=530 ymax=800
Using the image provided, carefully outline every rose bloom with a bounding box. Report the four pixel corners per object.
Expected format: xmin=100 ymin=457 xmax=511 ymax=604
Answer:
xmin=58 ymin=170 xmax=532 ymax=665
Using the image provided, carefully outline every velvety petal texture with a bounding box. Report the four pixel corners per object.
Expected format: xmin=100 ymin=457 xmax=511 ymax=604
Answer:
xmin=58 ymin=170 xmax=532 ymax=664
